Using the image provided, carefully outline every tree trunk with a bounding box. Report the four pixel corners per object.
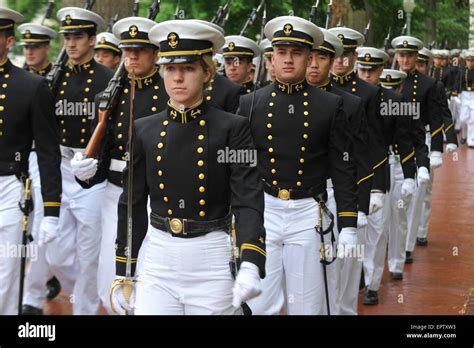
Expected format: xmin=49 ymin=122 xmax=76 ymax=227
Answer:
xmin=470 ymin=0 xmax=474 ymax=48
xmin=61 ymin=0 xmax=134 ymax=32
xmin=331 ymin=0 xmax=349 ymax=28
xmin=424 ymin=0 xmax=436 ymax=48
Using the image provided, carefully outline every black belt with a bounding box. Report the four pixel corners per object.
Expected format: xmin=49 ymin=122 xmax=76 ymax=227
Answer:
xmin=150 ymin=211 xmax=232 ymax=238
xmin=263 ymin=180 xmax=326 ymax=201
xmin=0 ymin=161 xmax=28 ymax=176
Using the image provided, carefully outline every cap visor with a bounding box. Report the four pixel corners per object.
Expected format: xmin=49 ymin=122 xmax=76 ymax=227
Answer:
xmin=157 ymin=55 xmax=202 ymax=65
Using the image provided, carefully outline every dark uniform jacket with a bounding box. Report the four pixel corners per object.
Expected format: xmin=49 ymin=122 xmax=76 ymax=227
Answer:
xmin=238 ymin=79 xmax=358 ymax=230
xmin=332 ymin=71 xmax=387 ymax=193
xmin=116 ymin=100 xmax=266 ymax=278
xmin=433 ymin=80 xmax=458 ymax=146
xmin=204 ymin=74 xmax=245 ymax=113
xmin=27 ymin=62 xmax=52 ymax=77
xmin=0 ymin=60 xmax=61 ymax=216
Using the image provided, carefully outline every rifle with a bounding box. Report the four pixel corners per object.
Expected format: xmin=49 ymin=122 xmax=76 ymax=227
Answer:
xmin=428 ymin=40 xmax=435 ymax=50
xmin=325 ymin=0 xmax=333 ymax=29
xmin=363 ymin=20 xmax=370 ymax=44
xmin=84 ymin=0 xmax=161 ymax=159
xmin=391 ymin=24 xmax=408 ymax=70
xmin=211 ymin=0 xmax=232 ymax=26
xmin=308 ymin=0 xmax=320 ymax=24
xmin=107 ymin=13 xmax=119 ymax=33
xmin=401 ymin=23 xmax=407 ymax=36
xmin=17 ymin=178 xmax=34 ymax=315
xmin=133 ymin=0 xmax=140 ymax=17
xmin=46 ymin=0 xmax=96 ymax=93
xmin=240 ymin=0 xmax=265 ymax=37
xmin=383 ymin=26 xmax=391 ymax=53
xmin=173 ymin=0 xmax=181 ymax=19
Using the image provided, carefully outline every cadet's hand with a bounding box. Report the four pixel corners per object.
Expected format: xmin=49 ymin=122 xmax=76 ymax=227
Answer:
xmin=70 ymin=152 xmax=98 ymax=181
xmin=38 ymin=216 xmax=59 ymax=246
xmin=401 ymin=178 xmax=416 ymax=199
xmin=429 ymin=151 xmax=443 ymax=169
xmin=446 ymin=143 xmax=457 ymax=153
xmin=417 ymin=166 xmax=430 ymax=186
xmin=232 ymin=262 xmax=261 ymax=308
xmin=369 ymin=191 xmax=384 ymax=215
xmin=110 ymin=276 xmax=135 ymax=315
xmin=338 ymin=227 xmax=358 ymax=250
xmin=357 ymin=211 xmax=368 ymax=229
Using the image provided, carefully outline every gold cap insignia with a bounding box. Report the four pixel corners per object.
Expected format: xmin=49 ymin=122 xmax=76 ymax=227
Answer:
xmin=386 ymin=74 xmax=392 ymax=81
xmin=129 ymin=25 xmax=138 ymax=38
xmin=403 ymin=40 xmax=408 ymax=47
xmin=65 ymin=15 xmax=72 ymax=25
xmin=99 ymin=36 xmax=106 ymax=44
xmin=337 ymin=33 xmax=344 ymax=41
xmin=168 ymin=32 xmax=179 ymax=49
xmin=228 ymin=41 xmax=235 ymax=51
xmin=25 ymin=30 xmax=31 ymax=38
xmin=364 ymin=53 xmax=371 ymax=61
xmin=283 ymin=23 xmax=293 ymax=36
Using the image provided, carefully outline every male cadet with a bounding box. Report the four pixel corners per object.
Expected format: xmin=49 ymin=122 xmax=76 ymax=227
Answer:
xmin=413 ymin=47 xmax=458 ymax=248
xmin=194 ymin=20 xmax=245 ymax=114
xmin=328 ymin=26 xmax=385 ymax=314
xmin=18 ymin=23 xmax=56 ymax=76
xmin=223 ymin=35 xmax=261 ymax=94
xmin=0 ymin=7 xmax=61 ymax=315
xmin=306 ymin=28 xmax=372 ymax=314
xmin=17 ymin=22 xmax=62 ymax=314
xmin=43 ymin=7 xmax=113 ymax=315
xmin=238 ymin=16 xmax=358 ymax=315
xmin=70 ymin=16 xmax=167 ymax=315
xmin=259 ymin=38 xmax=275 ymax=86
xmin=458 ymin=49 xmax=474 ymax=147
xmin=94 ymin=32 xmax=121 ymax=70
xmin=416 ymin=47 xmax=433 ymax=75
xmin=390 ymin=36 xmax=442 ymax=266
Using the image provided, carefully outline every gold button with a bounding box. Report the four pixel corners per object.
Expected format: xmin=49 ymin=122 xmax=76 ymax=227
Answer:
xmin=198 ymin=160 xmax=204 ymax=166
xmin=85 ymin=87 xmax=90 ymax=93
xmin=159 ymin=183 xmax=165 ymax=190
xmin=271 ymin=169 xmax=276 ymax=174
xmin=1 ymin=83 xmax=6 ymax=88
xmin=62 ymin=129 xmax=66 ymax=133
xmin=352 ymin=88 xmax=356 ymax=92
xmin=414 ymin=80 xmax=417 ymax=83
xmin=413 ymin=98 xmax=416 ymax=102
xmin=268 ymin=147 xmax=274 ymax=153
xmin=304 ymin=111 xmax=309 ymax=116
xmin=270 ymin=158 xmax=276 ymax=163
xmin=154 ymin=86 xmax=159 ymax=90
xmin=268 ymin=135 xmax=273 ymax=141
xmin=156 ymin=155 xmax=162 ymax=162
xmin=87 ymin=79 xmax=92 ymax=83
xmin=118 ymin=145 xmax=123 ymax=151
xmin=352 ymin=81 xmax=356 ymax=85
xmin=296 ymin=181 xmax=302 ymax=187
xmin=197 ymin=147 xmax=204 ymax=154
xmin=62 ymin=81 xmax=67 ymax=86
xmin=272 ymin=180 xmax=277 ymax=185
xmin=0 ymin=94 xmax=5 ymax=99
xmin=89 ymin=70 xmax=94 ymax=74
xmin=304 ymin=122 xmax=309 ymax=127
xmin=117 ymin=122 xmax=122 ymax=127
xmin=300 ymin=158 xmax=305 ymax=164
xmin=200 ymin=120 xmax=206 ymax=126
xmin=198 ymin=134 xmax=204 ymax=140
xmin=83 ymin=98 xmax=89 ymax=102
xmin=208 ymin=87 xmax=213 ymax=91
xmin=163 ymin=120 xmax=169 ymax=126
xmin=298 ymin=170 xmax=303 ymax=175
xmin=198 ymin=173 xmax=205 ymax=180
xmin=168 ymin=209 xmax=173 ymax=215
xmin=199 ymin=186 xmax=205 ymax=193
xmin=80 ymin=139 xmax=85 ymax=143
xmin=199 ymin=199 xmax=206 ymax=206
xmin=153 ymin=95 xmax=158 ymax=100
xmin=160 ymin=131 xmax=166 ymax=137
xmin=158 ymin=170 xmax=163 ymax=176
xmin=206 ymin=96 xmax=211 ymax=101
xmin=267 ymin=123 xmax=272 ymax=129
xmin=199 ymin=211 xmax=206 ymax=217
xmin=267 ymin=113 xmax=273 ymax=117
xmin=413 ymin=91 xmax=417 ymax=95
xmin=271 ymin=92 xmax=276 ymax=97
xmin=414 ymin=85 xmax=417 ymax=89
xmin=121 ymin=100 xmax=125 ymax=104
xmin=303 ymin=101 xmax=308 ymax=106
xmin=0 ymin=106 xmax=4 ymax=111
xmin=120 ymin=112 xmax=124 ymax=116
xmin=81 ymin=128 xmax=86 ymax=133
xmin=124 ymin=88 xmax=129 ymax=94
xmin=62 ymin=138 xmax=66 ymax=143
xmin=303 ymin=92 xmax=308 ymax=96
xmin=301 ymin=146 xmax=306 ymax=151
xmin=82 ymin=118 xmax=87 ymax=123
xmin=0 ymin=119 xmax=2 ymax=124
xmin=60 ymin=90 xmax=64 ymax=95
xmin=303 ymin=134 xmax=308 ymax=139
xmin=157 ymin=142 xmax=164 ymax=149
xmin=117 ymin=134 xmax=123 ymax=139
xmin=163 ymin=197 xmax=168 ymax=203
xmin=65 ymin=72 xmax=70 ymax=77
xmin=269 ymin=102 xmax=274 ymax=106
xmin=152 ymin=107 xmax=157 ymax=112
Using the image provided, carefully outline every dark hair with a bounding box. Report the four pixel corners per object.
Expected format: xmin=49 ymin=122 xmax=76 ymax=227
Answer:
xmin=0 ymin=28 xmax=15 ymax=39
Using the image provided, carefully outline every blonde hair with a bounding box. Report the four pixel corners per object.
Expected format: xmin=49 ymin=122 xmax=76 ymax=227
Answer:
xmin=200 ymin=54 xmax=217 ymax=89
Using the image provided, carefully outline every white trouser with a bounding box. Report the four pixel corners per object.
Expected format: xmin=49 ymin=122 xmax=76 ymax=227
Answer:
xmin=323 ymin=187 xmax=338 ymax=315
xmin=248 ymin=193 xmax=324 ymax=315
xmin=23 ymin=152 xmax=53 ymax=309
xmin=460 ymin=91 xmax=474 ymax=146
xmin=387 ymin=161 xmax=412 ymax=273
xmin=407 ymin=133 xmax=432 ymax=252
xmin=97 ymin=181 xmax=122 ymax=315
xmin=0 ymin=175 xmax=23 ymax=315
xmin=46 ymin=158 xmax=105 ymax=315
xmin=417 ymin=170 xmax=435 ymax=240
xmin=134 ymin=226 xmax=237 ymax=315
xmin=364 ymin=205 xmax=384 ymax=287
xmin=449 ymin=96 xmax=461 ymax=130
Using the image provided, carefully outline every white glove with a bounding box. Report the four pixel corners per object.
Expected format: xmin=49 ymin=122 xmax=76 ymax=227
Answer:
xmin=446 ymin=143 xmax=457 ymax=153
xmin=337 ymin=227 xmax=358 ymax=250
xmin=401 ymin=178 xmax=416 ymax=199
xmin=357 ymin=211 xmax=368 ymax=229
xmin=110 ymin=277 xmax=136 ymax=315
xmin=429 ymin=151 xmax=443 ymax=169
xmin=369 ymin=191 xmax=384 ymax=214
xmin=38 ymin=216 xmax=59 ymax=246
xmin=70 ymin=152 xmax=98 ymax=181
xmin=417 ymin=166 xmax=430 ymax=186
xmin=232 ymin=262 xmax=262 ymax=308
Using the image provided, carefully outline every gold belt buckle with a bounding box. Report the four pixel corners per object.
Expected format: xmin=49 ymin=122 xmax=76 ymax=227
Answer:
xmin=278 ymin=188 xmax=291 ymax=200
xmin=169 ymin=218 xmax=185 ymax=235
xmin=468 ymin=87 xmax=472 ymax=91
